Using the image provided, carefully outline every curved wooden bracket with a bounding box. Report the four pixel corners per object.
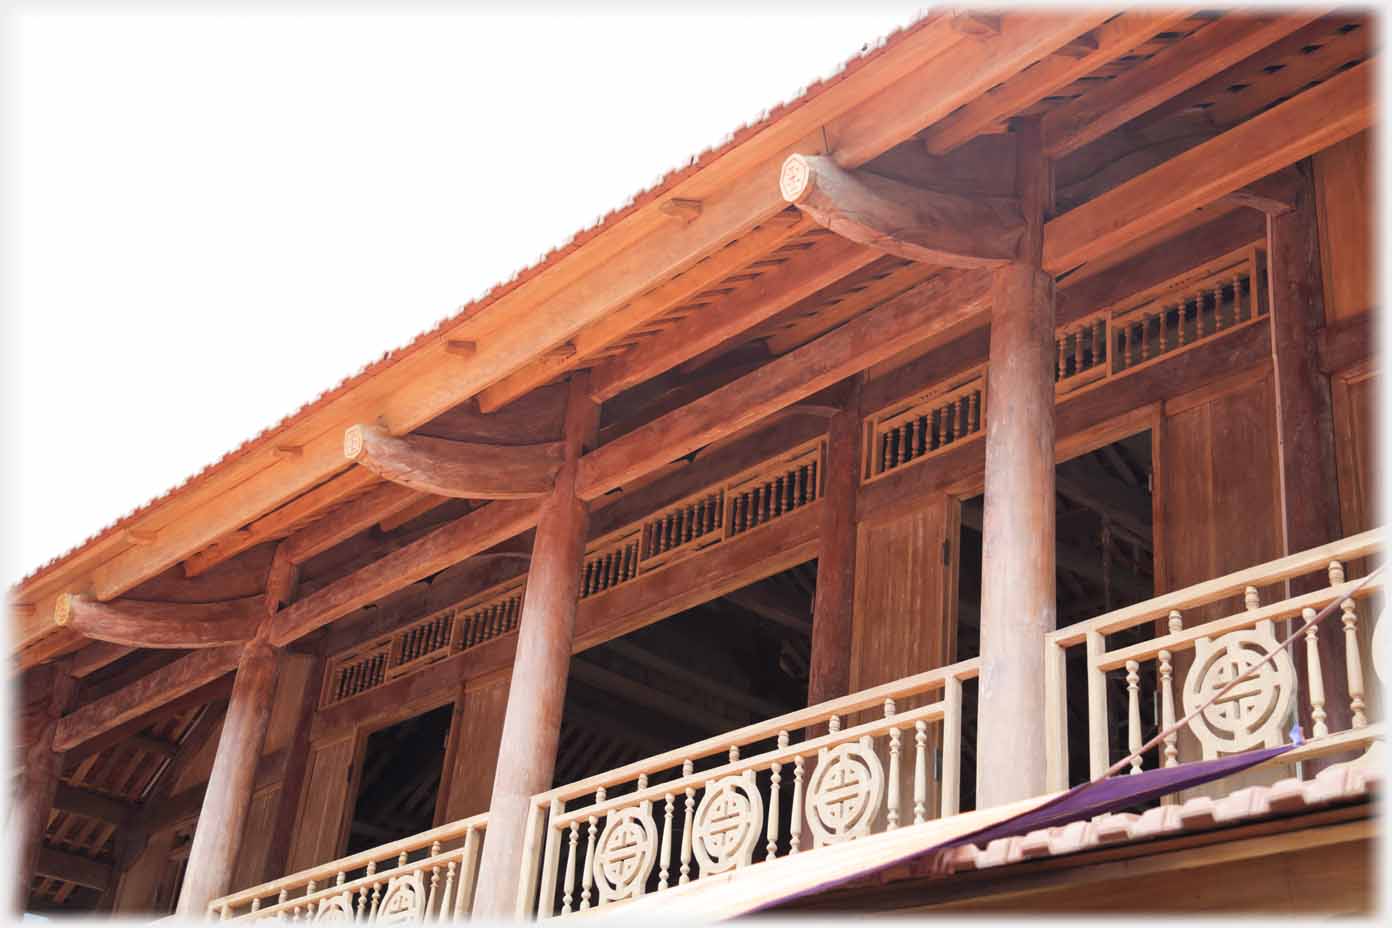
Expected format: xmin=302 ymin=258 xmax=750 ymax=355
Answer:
xmin=54 ymin=593 xmax=261 ymax=649
xmin=779 ymin=153 xmax=1023 ymax=268
xmin=344 ymin=424 xmax=563 ymax=499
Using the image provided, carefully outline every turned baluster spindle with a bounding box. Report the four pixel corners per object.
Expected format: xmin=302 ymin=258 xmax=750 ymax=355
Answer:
xmin=1341 ymin=597 xmax=1368 ymax=728
xmin=789 ymin=756 xmax=805 ymax=854
xmin=1138 ymin=318 xmax=1150 ymax=362
xmin=969 ymin=391 xmax=981 ymax=434
xmin=1196 ymin=290 xmax=1210 ymax=338
xmin=680 ymin=760 xmax=695 ymax=884
xmin=440 ymin=861 xmax=456 ymax=924
xmin=1092 ymin=319 xmax=1105 ymax=369
xmin=1120 ymin=325 xmax=1131 ymax=369
xmin=1161 ymin=611 xmax=1181 ymax=767
xmin=426 ymin=842 xmax=442 ymax=916
xmin=768 ymin=732 xmax=788 ymax=859
xmin=1126 ymin=660 xmax=1142 ymax=774
xmin=659 ymin=794 xmax=675 ymax=890
xmin=946 ymin=401 xmax=957 ymax=442
xmin=1073 ymin=328 xmax=1085 ymax=376
xmin=1245 ymin=586 xmax=1261 ymax=612
xmin=887 ymin=725 xmax=902 ymax=830
xmin=1056 ymin=335 xmax=1067 ymax=382
xmin=580 ymin=815 xmax=598 ymax=910
xmin=1159 ymin=307 xmax=1170 ymax=353
xmin=911 ymin=720 xmax=928 ymax=825
xmin=369 ymin=877 xmax=383 ymax=920
xmin=934 ymin=407 xmax=945 ymax=449
xmin=1302 ymin=607 xmax=1329 ymax=738
xmin=563 ymin=822 xmax=579 ymax=912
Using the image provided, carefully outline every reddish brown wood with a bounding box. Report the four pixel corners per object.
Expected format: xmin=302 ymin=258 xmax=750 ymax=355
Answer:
xmin=578 ymin=268 xmax=993 ymax=500
xmin=260 ymin=653 xmax=323 ymax=884
xmin=54 ymin=593 xmax=261 ymax=649
xmin=175 ymin=639 xmax=281 ymax=916
xmin=807 ymin=376 xmax=863 ymax=706
xmin=345 ymin=424 xmax=563 ymax=499
xmin=280 ymin=481 xmax=424 ymax=566
xmin=977 ymin=120 xmax=1055 ymax=808
xmin=17 ymin=664 xmax=77 ymax=905
xmin=472 ymin=374 xmax=598 ymax=920
xmin=1266 ymin=164 xmax=1349 ymax=737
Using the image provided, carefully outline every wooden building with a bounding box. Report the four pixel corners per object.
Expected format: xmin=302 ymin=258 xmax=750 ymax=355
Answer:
xmin=10 ymin=8 xmax=1382 ymax=919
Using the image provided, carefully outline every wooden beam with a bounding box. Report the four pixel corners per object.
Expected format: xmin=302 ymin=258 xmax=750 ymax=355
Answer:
xmin=924 ymin=11 xmax=1196 ymax=156
xmin=1222 ymin=168 xmax=1303 ymax=215
xmin=722 ymin=585 xmax=812 ymax=636
xmin=36 ymin=847 xmax=113 ymax=891
xmin=579 ymin=269 xmax=994 ymax=500
xmin=279 ymin=480 xmax=422 ymax=567
xmin=54 ymin=593 xmax=261 ymax=649
xmin=1041 ymin=13 xmax=1323 ymax=157
xmin=570 ymin=659 xmax=747 ymax=733
xmin=53 ymin=645 xmax=243 ymax=753
xmin=824 ymin=11 xmax=1113 ymax=166
xmin=181 ymin=468 xmax=379 ymax=578
xmin=344 ymin=424 xmax=563 ymax=499
xmin=587 ymin=233 xmax=880 ymax=402
xmin=67 ymin=641 xmax=136 ymax=679
xmin=779 ymin=154 xmax=1023 ymax=267
xmin=1318 ymin=311 xmax=1374 ymax=375
xmin=271 ymin=498 xmax=542 ymax=647
xmin=602 ymin=639 xmax=787 ymax=720
xmin=1043 ymin=60 xmax=1372 ymax=273
xmin=53 ymin=784 xmax=134 ymax=827
xmin=478 ymin=215 xmax=810 ymax=413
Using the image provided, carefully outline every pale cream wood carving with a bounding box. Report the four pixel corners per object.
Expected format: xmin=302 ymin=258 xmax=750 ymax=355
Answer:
xmin=1303 ymin=607 xmax=1330 ymax=738
xmin=376 ymin=872 xmax=426 ymax=925
xmin=593 ymin=802 xmax=658 ymax=903
xmin=1182 ymin=622 xmax=1295 ymax=758
xmin=692 ymin=771 xmax=764 ymax=875
xmin=1125 ymin=659 xmax=1143 ymax=773
xmin=805 ymin=736 xmax=885 ymax=847
xmin=312 ymin=892 xmax=353 ymax=922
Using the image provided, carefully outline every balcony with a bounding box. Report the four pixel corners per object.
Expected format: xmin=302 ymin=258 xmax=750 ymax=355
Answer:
xmin=209 ymin=528 xmax=1383 ymax=920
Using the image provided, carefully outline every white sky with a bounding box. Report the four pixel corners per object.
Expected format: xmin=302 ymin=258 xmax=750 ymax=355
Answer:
xmin=0 ymin=2 xmax=926 ymax=587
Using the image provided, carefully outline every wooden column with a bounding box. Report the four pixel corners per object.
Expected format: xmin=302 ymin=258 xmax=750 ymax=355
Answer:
xmin=471 ymin=373 xmax=598 ymax=920
xmin=15 ymin=663 xmax=77 ymax=910
xmin=174 ymin=638 xmax=280 ymax=917
xmin=111 ymin=829 xmax=175 ymax=915
xmin=1266 ymin=162 xmax=1350 ymax=734
xmin=976 ymin=120 xmax=1056 ymax=808
xmin=807 ymin=375 xmax=863 ymax=706
xmin=260 ymin=653 xmax=322 ymax=884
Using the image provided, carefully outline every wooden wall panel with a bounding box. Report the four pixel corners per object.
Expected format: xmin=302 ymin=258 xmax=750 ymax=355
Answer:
xmin=440 ymin=676 xmax=510 ymax=822
xmin=261 ymin=656 xmax=315 ymax=757
xmin=286 ymin=735 xmax=356 ymax=873
xmin=849 ymin=499 xmax=954 ymax=691
xmin=1314 ymin=131 xmax=1373 ymax=324
xmin=229 ymin=785 xmax=281 ymax=893
xmin=1332 ymin=364 xmax=1379 ymax=538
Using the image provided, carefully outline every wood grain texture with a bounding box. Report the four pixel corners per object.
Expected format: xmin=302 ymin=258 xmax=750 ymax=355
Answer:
xmin=1313 ymin=131 xmax=1373 ymax=323
xmin=440 ymin=678 xmax=511 ymax=821
xmin=285 ymin=735 xmax=357 ymax=874
xmin=345 ymin=424 xmax=563 ymax=499
xmin=54 ymin=593 xmax=261 ymax=649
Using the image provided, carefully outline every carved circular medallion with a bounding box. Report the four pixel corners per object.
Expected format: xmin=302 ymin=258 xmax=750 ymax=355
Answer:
xmin=1182 ymin=627 xmax=1295 ymax=755
xmin=342 ymin=425 xmax=365 ymax=461
xmin=805 ymin=740 xmax=884 ymax=845
xmin=376 ymin=873 xmax=425 ymax=925
xmin=593 ymin=806 xmax=658 ymax=902
xmin=779 ymin=155 xmax=812 ymax=204
xmin=313 ymin=893 xmax=354 ymax=923
xmin=693 ymin=773 xmax=764 ymax=875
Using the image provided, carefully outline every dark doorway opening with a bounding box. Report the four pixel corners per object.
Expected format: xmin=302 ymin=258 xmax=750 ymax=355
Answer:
xmin=955 ymin=430 xmax=1157 ymax=806
xmin=345 ymin=704 xmax=453 ymax=855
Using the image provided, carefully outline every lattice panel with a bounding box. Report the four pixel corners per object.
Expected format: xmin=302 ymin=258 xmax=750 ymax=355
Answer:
xmin=322 ymin=579 xmax=526 ymax=707
xmin=580 ymin=440 xmax=826 ymax=599
xmin=1057 ymin=246 xmax=1266 ymax=396
xmin=863 ymin=368 xmax=986 ymax=482
xmin=727 ymin=443 xmax=822 ymax=537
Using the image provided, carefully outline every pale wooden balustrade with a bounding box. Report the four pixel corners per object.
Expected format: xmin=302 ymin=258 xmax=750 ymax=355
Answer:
xmin=207 ymin=814 xmax=488 ymax=922
xmin=1056 ymin=245 xmax=1266 ymax=396
xmin=1044 ymin=528 xmax=1385 ymax=790
xmin=514 ymin=659 xmax=978 ymax=919
xmin=862 ymin=367 xmax=987 ymax=481
xmin=321 ymin=580 xmax=526 ymax=707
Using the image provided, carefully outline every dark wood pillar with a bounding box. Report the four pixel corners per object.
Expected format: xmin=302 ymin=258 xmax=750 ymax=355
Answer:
xmin=260 ymin=653 xmax=322 ymax=884
xmin=976 ymin=119 xmax=1056 ymax=808
xmin=807 ymin=375 xmax=863 ymax=706
xmin=471 ymin=373 xmax=598 ymax=920
xmin=16 ymin=663 xmax=77 ymax=911
xmin=175 ymin=638 xmax=280 ymax=916
xmin=1266 ymin=162 xmax=1349 ymax=734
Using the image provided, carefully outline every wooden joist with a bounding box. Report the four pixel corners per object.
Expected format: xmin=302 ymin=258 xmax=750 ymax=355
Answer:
xmin=36 ymin=847 xmax=113 ymax=891
xmin=1043 ymin=59 xmax=1372 ymax=273
xmin=922 ymin=10 xmax=1197 ymax=155
xmin=1040 ymin=12 xmax=1324 ymax=157
xmin=53 ymin=594 xmax=261 ymax=649
xmin=779 ymin=154 xmax=1023 ymax=267
xmin=271 ymin=498 xmax=543 ymax=646
xmin=67 ymin=641 xmax=136 ymax=679
xmin=344 ymin=424 xmax=563 ymax=499
xmin=578 ymin=268 xmax=994 ymax=500
xmin=53 ymin=783 xmax=135 ymax=827
xmin=586 ymin=234 xmax=879 ymax=402
xmin=279 ymin=480 xmax=422 ymax=566
xmin=53 ymin=645 xmax=243 ymax=753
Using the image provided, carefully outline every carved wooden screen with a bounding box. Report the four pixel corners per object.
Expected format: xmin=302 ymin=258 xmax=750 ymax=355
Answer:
xmin=862 ymin=367 xmax=987 ymax=482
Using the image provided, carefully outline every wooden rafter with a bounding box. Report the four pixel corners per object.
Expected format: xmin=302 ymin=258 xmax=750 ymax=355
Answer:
xmin=279 ymin=481 xmax=423 ymax=566
xmin=778 ymin=153 xmax=1023 ymax=267
xmin=54 ymin=594 xmax=261 ymax=649
xmin=344 ymin=424 xmax=563 ymax=499
xmin=922 ymin=10 xmax=1198 ymax=155
xmin=1042 ymin=59 xmax=1372 ymax=273
xmin=1041 ymin=12 xmax=1324 ymax=157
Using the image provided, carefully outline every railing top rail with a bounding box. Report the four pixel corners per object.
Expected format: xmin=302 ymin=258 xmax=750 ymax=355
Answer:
xmin=208 ymin=812 xmax=488 ymax=912
xmin=550 ymin=698 xmax=948 ymax=826
xmin=1047 ymin=526 xmax=1385 ymax=648
xmin=535 ymin=656 xmax=981 ymax=805
xmin=1097 ymin=577 xmax=1383 ymax=671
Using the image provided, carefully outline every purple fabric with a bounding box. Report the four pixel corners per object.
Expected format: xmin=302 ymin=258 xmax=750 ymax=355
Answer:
xmin=756 ymin=743 xmax=1292 ymax=914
